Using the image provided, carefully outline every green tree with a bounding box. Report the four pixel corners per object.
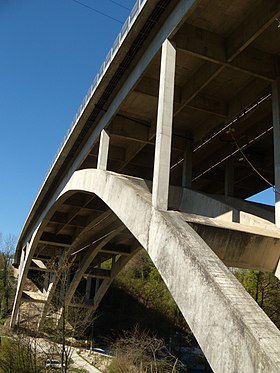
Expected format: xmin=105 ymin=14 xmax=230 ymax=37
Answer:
xmin=235 ymin=269 xmax=280 ymax=328
xmin=115 ymin=250 xmax=188 ymax=332
xmin=0 ymin=234 xmax=16 ymax=319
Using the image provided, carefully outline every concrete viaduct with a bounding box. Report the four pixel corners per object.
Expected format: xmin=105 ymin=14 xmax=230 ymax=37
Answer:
xmin=11 ymin=0 xmax=280 ymax=371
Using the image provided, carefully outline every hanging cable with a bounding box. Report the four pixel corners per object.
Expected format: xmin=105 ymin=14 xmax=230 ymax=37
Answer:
xmin=192 ymin=127 xmax=273 ymax=181
xmin=194 ymin=92 xmax=271 ymax=153
xmin=172 ymin=91 xmax=275 ymax=190
xmin=107 ymin=0 xmax=131 ymax=11
xmin=70 ymin=0 xmax=124 ymax=24
xmin=228 ymin=127 xmax=280 ymax=195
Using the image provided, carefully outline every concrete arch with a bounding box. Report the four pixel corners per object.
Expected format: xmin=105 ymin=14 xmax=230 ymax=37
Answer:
xmin=13 ymin=188 xmax=132 ymax=330
xmin=59 ymin=169 xmax=280 ymax=373
xmin=12 ymin=169 xmax=280 ymax=372
xmin=10 ymin=190 xmax=81 ymax=328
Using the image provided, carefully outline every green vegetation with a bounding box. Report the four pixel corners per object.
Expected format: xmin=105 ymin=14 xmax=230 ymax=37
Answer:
xmin=114 ymin=250 xmax=280 ymax=332
xmin=235 ymin=269 xmax=280 ymax=328
xmin=114 ymin=250 xmax=187 ymax=332
xmin=94 ymin=251 xmax=280 ymax=372
xmin=0 ymin=234 xmax=16 ymax=322
xmin=0 ymin=336 xmax=44 ymax=373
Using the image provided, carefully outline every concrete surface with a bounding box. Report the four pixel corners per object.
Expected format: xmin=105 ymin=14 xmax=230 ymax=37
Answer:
xmin=71 ymin=349 xmax=102 ymax=373
xmin=15 ymin=168 xmax=279 ymax=373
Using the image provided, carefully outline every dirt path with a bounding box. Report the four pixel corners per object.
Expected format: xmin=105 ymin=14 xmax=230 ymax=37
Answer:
xmin=71 ymin=349 xmax=102 ymax=373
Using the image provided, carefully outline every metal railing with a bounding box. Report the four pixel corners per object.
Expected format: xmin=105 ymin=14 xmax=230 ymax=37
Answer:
xmin=47 ymin=0 xmax=147 ymax=178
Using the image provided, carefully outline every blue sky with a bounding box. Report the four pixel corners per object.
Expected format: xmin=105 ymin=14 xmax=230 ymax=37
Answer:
xmin=0 ymin=0 xmax=135 ymax=238
xmin=0 ymin=0 xmax=275 ymax=239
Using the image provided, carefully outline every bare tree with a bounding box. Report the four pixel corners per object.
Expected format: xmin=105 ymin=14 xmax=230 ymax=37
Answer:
xmin=108 ymin=327 xmax=182 ymax=373
xmin=40 ymin=259 xmax=95 ymax=372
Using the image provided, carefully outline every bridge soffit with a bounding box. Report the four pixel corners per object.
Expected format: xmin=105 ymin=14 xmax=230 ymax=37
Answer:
xmin=104 ymin=1 xmax=280 ymax=195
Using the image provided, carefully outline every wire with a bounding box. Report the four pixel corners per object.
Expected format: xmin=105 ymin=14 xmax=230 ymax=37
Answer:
xmin=108 ymin=0 xmax=131 ymax=11
xmin=70 ymin=0 xmax=124 ymax=24
xmin=228 ymin=127 xmax=280 ymax=195
xmin=173 ymin=91 xmax=277 ymax=191
xmin=192 ymin=127 xmax=273 ymax=181
xmin=194 ymin=92 xmax=271 ymax=153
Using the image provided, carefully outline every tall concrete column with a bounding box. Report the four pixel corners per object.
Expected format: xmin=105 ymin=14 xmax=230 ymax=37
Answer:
xmin=272 ymin=78 xmax=280 ymax=227
xmin=182 ymin=140 xmax=192 ymax=188
xmin=97 ymin=129 xmax=110 ymax=170
xmin=152 ymin=39 xmax=176 ymax=210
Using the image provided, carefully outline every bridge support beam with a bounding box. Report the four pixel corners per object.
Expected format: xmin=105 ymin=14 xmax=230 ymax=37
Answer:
xmin=152 ymin=39 xmax=176 ymax=210
xmin=62 ymin=223 xmax=124 ymax=309
xmin=272 ymin=77 xmax=280 ymax=227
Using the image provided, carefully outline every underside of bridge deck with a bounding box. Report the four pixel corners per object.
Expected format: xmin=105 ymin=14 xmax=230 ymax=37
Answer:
xmin=77 ymin=0 xmax=280 ymax=201
xmin=15 ymin=0 xmax=280 ymax=246
xmin=12 ymin=0 xmax=280 ymax=372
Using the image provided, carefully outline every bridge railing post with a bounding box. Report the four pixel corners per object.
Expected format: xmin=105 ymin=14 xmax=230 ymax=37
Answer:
xmin=152 ymin=39 xmax=176 ymax=210
xmin=272 ymin=77 xmax=280 ymax=227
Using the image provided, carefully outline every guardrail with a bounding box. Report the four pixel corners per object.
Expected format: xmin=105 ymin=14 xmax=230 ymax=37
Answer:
xmin=46 ymin=0 xmax=147 ymax=178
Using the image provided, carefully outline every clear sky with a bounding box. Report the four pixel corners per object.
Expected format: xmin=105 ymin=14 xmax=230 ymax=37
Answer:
xmin=0 ymin=0 xmax=275 ymax=239
xmin=0 ymin=0 xmax=135 ymax=238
